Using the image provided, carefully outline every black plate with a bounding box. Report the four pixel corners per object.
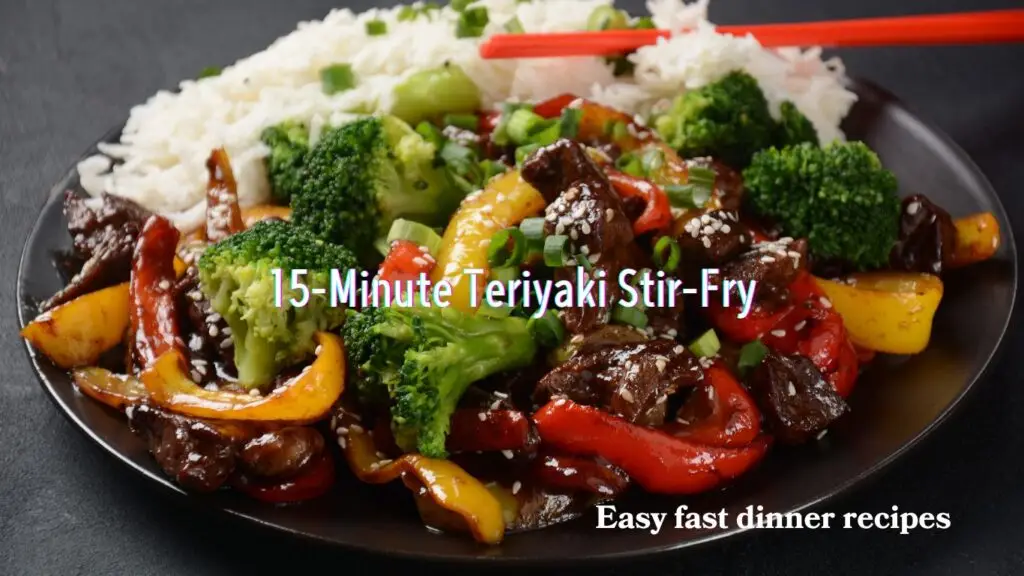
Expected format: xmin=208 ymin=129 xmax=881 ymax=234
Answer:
xmin=16 ymin=79 xmax=1018 ymax=563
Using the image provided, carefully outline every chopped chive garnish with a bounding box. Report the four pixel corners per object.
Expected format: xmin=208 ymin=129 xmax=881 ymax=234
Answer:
xmin=415 ymin=121 xmax=445 ymax=149
xmin=611 ymin=304 xmax=649 ymax=328
xmin=652 ymin=236 xmax=681 ymax=273
xmin=490 ymin=266 xmax=520 ymax=284
xmin=443 ymin=113 xmax=480 ymax=132
xmin=689 ymin=329 xmax=721 ymax=358
xmin=506 ymin=109 xmax=544 ymax=144
xmin=641 ymin=148 xmax=665 ymax=176
xmin=738 ymin=340 xmax=770 ymax=373
xmin=586 ymin=6 xmax=628 ymax=31
xmin=479 ymin=301 xmax=514 ymax=318
xmin=198 ymin=66 xmax=222 ymax=79
xmin=519 ymin=217 xmax=547 ymax=242
xmin=543 ymin=235 xmax=571 ymax=267
xmin=387 ymin=219 xmax=444 ymax=255
xmin=611 ymin=120 xmax=629 ymax=141
xmin=688 ymin=165 xmax=717 ymax=189
xmin=320 ymin=64 xmax=356 ymax=95
xmin=559 ymin=107 xmax=583 ymax=139
xmin=575 ymin=253 xmax=595 ymax=271
xmin=480 ymin=159 xmax=508 ymax=180
xmin=528 ymin=119 xmax=561 ymax=146
xmin=504 ymin=16 xmax=525 ymax=33
xmin=365 ymin=20 xmax=388 ymax=35
xmin=528 ymin=310 xmax=566 ymax=348
xmin=632 ymin=16 xmax=656 ymax=30
xmin=398 ymin=6 xmax=418 ymax=21
xmin=515 ymin=143 xmax=542 ymax=166
xmin=615 ymin=153 xmax=644 ymax=178
xmin=450 ymin=0 xmax=473 ymax=10
xmin=456 ymin=7 xmax=489 ymax=37
xmin=487 ymin=228 xmax=528 ymax=267
xmin=664 ymin=183 xmax=712 ymax=209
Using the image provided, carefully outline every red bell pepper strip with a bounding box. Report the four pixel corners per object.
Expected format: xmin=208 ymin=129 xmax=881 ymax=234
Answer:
xmin=529 ymin=452 xmax=630 ymax=497
xmin=533 ymin=398 xmax=771 ymax=495
xmin=378 ymin=239 xmax=436 ymax=305
xmin=129 ymin=215 xmax=182 ymax=372
xmin=604 ymin=168 xmax=672 ymax=236
xmin=479 ymin=110 xmax=502 ymax=135
xmin=829 ymin=339 xmax=859 ymax=398
xmin=706 ymin=301 xmax=788 ymax=343
xmin=234 ymin=451 xmax=336 ymax=504
xmin=532 ymin=93 xmax=580 ymax=119
xmin=447 ymin=409 xmax=536 ymax=454
xmin=204 ymin=148 xmax=244 ymax=243
xmin=664 ymin=363 xmax=761 ymax=448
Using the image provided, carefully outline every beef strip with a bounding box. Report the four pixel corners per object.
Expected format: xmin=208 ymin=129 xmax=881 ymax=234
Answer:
xmin=520 ymin=139 xmax=635 ymax=334
xmin=126 ymin=403 xmax=324 ymax=492
xmin=43 ymin=191 xmax=154 ymax=310
xmin=721 ymin=237 xmax=808 ymax=308
xmin=747 ymin=352 xmax=848 ymax=444
xmin=534 ymin=339 xmax=704 ymax=426
xmin=173 ymin=267 xmax=235 ymax=383
xmin=889 ymin=193 xmax=957 ymax=275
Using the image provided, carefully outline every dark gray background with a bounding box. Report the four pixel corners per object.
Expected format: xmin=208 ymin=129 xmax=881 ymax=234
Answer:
xmin=2 ymin=0 xmax=1022 ymax=574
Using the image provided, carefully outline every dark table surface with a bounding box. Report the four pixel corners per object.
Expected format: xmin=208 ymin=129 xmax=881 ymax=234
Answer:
xmin=2 ymin=0 xmax=1023 ymax=574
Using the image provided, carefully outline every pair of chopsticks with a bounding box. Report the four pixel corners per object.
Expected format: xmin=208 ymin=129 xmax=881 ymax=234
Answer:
xmin=479 ymin=9 xmax=1024 ymax=59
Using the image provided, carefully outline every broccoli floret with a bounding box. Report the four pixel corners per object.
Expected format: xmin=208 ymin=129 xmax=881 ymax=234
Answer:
xmin=342 ymin=305 xmax=537 ymax=458
xmin=260 ymin=121 xmax=310 ymax=204
xmin=291 ymin=115 xmax=460 ymax=263
xmin=775 ymin=101 xmax=819 ymax=148
xmin=653 ymin=70 xmax=776 ymax=168
xmin=198 ymin=220 xmax=357 ymax=389
xmin=743 ymin=141 xmax=901 ymax=270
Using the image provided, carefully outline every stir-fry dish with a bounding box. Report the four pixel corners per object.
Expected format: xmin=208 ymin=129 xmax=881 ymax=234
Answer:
xmin=22 ymin=2 xmax=1003 ymax=545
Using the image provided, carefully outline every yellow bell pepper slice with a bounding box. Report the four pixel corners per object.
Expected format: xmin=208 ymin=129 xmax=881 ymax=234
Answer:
xmin=139 ymin=331 xmax=344 ymax=423
xmin=816 ymin=272 xmax=943 ymax=355
xmin=21 ymin=283 xmax=131 ymax=369
xmin=430 ymin=170 xmax=545 ymax=313
xmin=72 ymin=367 xmax=147 ymax=410
xmin=336 ymin=405 xmax=506 ymax=544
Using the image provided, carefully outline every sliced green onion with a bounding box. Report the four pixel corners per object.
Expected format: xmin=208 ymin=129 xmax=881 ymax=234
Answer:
xmin=504 ymin=16 xmax=525 ymax=33
xmin=387 ymin=219 xmax=444 ymax=255
xmin=738 ymin=340 xmax=770 ymax=373
xmin=456 ymin=7 xmax=489 ymax=38
xmin=490 ymin=266 xmax=520 ymax=283
xmin=611 ymin=120 xmax=629 ymax=141
xmin=478 ymin=302 xmax=514 ymax=318
xmin=543 ymin=235 xmax=571 ymax=267
xmin=443 ymin=113 xmax=480 ymax=132
xmin=519 ymin=217 xmax=547 ymax=242
xmin=491 ymin=102 xmax=533 ymax=146
xmin=632 ymin=16 xmax=656 ymax=29
xmin=528 ymin=119 xmax=561 ymax=146
xmin=528 ymin=310 xmax=566 ymax=348
xmin=641 ymin=148 xmax=665 ymax=176
xmin=197 ymin=66 xmax=222 ymax=79
xmin=575 ymin=253 xmax=594 ymax=271
xmin=688 ymin=329 xmax=721 ymax=358
xmin=610 ymin=56 xmax=634 ymax=77
xmin=652 ymin=236 xmax=681 ymax=272
xmin=450 ymin=0 xmax=473 ymax=10
xmin=688 ymin=165 xmax=717 ymax=189
xmin=615 ymin=153 xmax=644 ymax=177
xmin=320 ymin=64 xmax=356 ymax=95
xmin=480 ymin=159 xmax=508 ymax=180
xmin=487 ymin=228 xmax=528 ymax=268
xmin=397 ymin=6 xmax=418 ymax=20
xmin=559 ymin=107 xmax=582 ymax=140
xmin=365 ymin=20 xmax=387 ymax=35
xmin=515 ymin=143 xmax=542 ymax=166
xmin=374 ymin=237 xmax=392 ymax=257
xmin=506 ymin=109 xmax=544 ymax=144
xmin=664 ymin=183 xmax=712 ymax=209
xmin=586 ymin=5 xmax=628 ymax=31
xmin=415 ymin=121 xmax=445 ymax=149
xmin=611 ymin=304 xmax=649 ymax=328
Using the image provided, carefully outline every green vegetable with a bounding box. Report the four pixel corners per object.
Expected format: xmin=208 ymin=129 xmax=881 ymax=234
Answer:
xmin=390 ymin=63 xmax=482 ymax=125
xmin=737 ymin=340 xmax=769 ymax=373
xmin=456 ymin=6 xmax=489 ymax=38
xmin=743 ymin=141 xmax=901 ymax=270
xmin=387 ymin=219 xmax=444 ymax=255
xmin=664 ymin=183 xmax=711 ymax=209
xmin=491 ymin=102 xmax=534 ymax=146
xmin=450 ymin=0 xmax=473 ymax=10
xmin=775 ymin=100 xmax=819 ymax=148
xmin=652 ymin=236 xmax=681 ymax=273
xmin=652 ymin=70 xmax=775 ymax=168
xmin=504 ymin=16 xmax=525 ymax=33
xmin=614 ymin=152 xmax=643 ymax=177
xmin=611 ymin=304 xmax=648 ymax=328
xmin=198 ymin=66 xmax=222 ymax=79
xmin=443 ymin=113 xmax=480 ymax=132
xmin=197 ymin=220 xmax=357 ymax=390
xmin=506 ymin=109 xmax=545 ymax=144
xmin=259 ymin=121 xmax=310 ymax=204
xmin=342 ymin=305 xmax=537 ymax=457
xmin=487 ymin=228 xmax=528 ymax=267
xmin=528 ymin=310 xmax=566 ymax=348
xmin=632 ymin=16 xmax=656 ymax=29
xmin=586 ymin=5 xmax=629 ymax=30
xmin=515 ymin=143 xmax=542 ymax=166
xmin=366 ymin=20 xmax=388 ymax=35
xmin=543 ymin=235 xmax=571 ymax=267
xmin=559 ymin=107 xmax=583 ymax=139
xmin=290 ymin=115 xmax=460 ymax=264
xmin=688 ymin=329 xmax=721 ymax=358
xmin=320 ymin=64 xmax=356 ymax=95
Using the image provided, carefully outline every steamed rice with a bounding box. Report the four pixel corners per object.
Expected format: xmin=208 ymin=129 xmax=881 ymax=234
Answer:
xmin=76 ymin=0 xmax=857 ymax=232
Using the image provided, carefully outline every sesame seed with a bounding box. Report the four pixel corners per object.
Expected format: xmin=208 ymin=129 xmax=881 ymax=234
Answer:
xmin=337 ymin=437 xmax=347 ymax=449
xmin=580 ymin=222 xmax=591 ymax=235
xmin=701 ymin=214 xmax=711 ymax=224
xmin=760 ymin=256 xmax=776 ymax=263
xmin=770 ymin=329 xmax=786 ymax=337
xmin=512 ymin=481 xmax=522 ymax=495
xmin=219 ymin=339 xmax=232 ymax=349
xmin=188 ymin=291 xmax=202 ymax=301
xmin=336 ymin=426 xmax=349 ymax=435
xmin=208 ymin=312 xmax=222 ymax=323
xmin=673 ymin=345 xmax=685 ymax=354
xmin=412 ymin=256 xmax=429 ymax=267
xmin=620 ymin=389 xmax=635 ymax=403
xmin=502 ymin=450 xmax=515 ymax=460
xmin=702 ymin=226 xmax=714 ymax=235
xmin=493 ymin=391 xmax=508 ymax=399
xmin=478 ymin=412 xmax=487 ymax=422
xmin=605 ymin=209 xmax=615 ymax=223
xmin=554 ymin=398 xmax=567 ymax=407
xmin=580 ymin=244 xmax=590 ymax=255
xmin=570 ymin=229 xmax=578 ymax=240
xmin=588 ymin=253 xmax=601 ymax=264
xmin=349 ymin=424 xmax=365 ymax=434
xmin=816 ymin=429 xmax=828 ymax=440
xmin=787 ymin=382 xmax=797 ymax=396
xmin=702 ymin=237 xmax=711 ymax=249
xmin=721 ymin=224 xmax=731 ymax=234
xmin=907 ymin=201 xmax=920 ymax=215
xmin=490 ymin=399 xmax=502 ymax=410
xmin=190 ymin=370 xmax=202 ymax=382
xmin=157 ymin=280 xmax=170 ymax=291
xmin=222 ymin=327 xmax=232 ymax=336
xmin=794 ymin=320 xmax=807 ymax=331
xmin=208 ymin=325 xmax=219 ymax=338
xmin=204 ymin=383 xmax=219 ymax=391
xmin=820 ymin=297 xmax=832 ymax=309
xmin=555 ymin=222 xmax=565 ymax=235
xmin=655 ymin=359 xmax=667 ymax=372
xmin=378 ymin=459 xmax=393 ymax=466
xmin=376 ymin=451 xmax=387 ymax=459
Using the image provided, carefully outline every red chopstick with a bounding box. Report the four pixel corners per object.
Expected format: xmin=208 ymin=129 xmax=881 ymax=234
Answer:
xmin=479 ymin=9 xmax=1024 ymax=59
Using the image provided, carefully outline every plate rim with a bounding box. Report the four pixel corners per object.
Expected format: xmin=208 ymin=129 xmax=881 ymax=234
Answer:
xmin=15 ymin=77 xmax=1020 ymax=565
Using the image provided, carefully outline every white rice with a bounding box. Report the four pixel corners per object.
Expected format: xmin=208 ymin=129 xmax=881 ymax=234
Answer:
xmin=77 ymin=0 xmax=857 ymax=233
